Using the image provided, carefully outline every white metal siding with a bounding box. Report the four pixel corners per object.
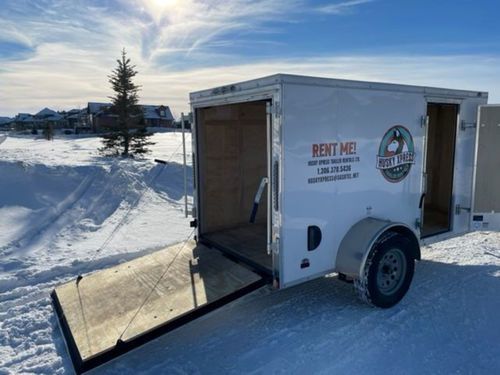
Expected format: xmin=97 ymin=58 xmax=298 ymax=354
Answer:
xmin=280 ymin=83 xmax=426 ymax=287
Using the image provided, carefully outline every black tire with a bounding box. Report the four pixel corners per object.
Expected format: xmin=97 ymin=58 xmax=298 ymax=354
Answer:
xmin=354 ymin=231 xmax=415 ymax=308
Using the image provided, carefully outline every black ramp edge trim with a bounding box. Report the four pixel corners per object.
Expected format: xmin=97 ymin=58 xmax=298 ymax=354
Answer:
xmin=52 ymin=277 xmax=269 ymax=374
xmin=199 ymin=237 xmax=272 ymax=277
xmin=51 ymin=289 xmax=85 ymax=374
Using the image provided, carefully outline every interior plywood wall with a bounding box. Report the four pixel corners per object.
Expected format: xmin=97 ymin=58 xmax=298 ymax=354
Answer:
xmin=425 ymin=103 xmax=457 ymax=215
xmin=198 ymin=101 xmax=268 ymax=233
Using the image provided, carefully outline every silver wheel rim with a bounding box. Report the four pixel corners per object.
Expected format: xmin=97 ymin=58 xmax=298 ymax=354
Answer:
xmin=376 ymin=248 xmax=406 ymax=295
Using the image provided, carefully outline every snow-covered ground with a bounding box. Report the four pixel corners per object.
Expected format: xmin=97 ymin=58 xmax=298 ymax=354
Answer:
xmin=1 ymin=133 xmax=499 ymax=374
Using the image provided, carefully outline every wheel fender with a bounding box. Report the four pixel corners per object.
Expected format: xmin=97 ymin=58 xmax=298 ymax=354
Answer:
xmin=335 ymin=217 xmax=420 ymax=278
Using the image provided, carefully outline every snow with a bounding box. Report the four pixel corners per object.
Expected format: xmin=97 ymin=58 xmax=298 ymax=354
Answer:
xmin=1 ymin=133 xmax=499 ymax=374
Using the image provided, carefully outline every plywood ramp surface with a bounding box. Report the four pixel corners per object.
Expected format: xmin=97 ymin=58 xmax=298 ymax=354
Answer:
xmin=53 ymin=241 xmax=262 ymax=365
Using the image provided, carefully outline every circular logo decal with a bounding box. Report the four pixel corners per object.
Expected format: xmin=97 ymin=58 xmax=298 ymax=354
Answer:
xmin=376 ymin=125 xmax=415 ymax=183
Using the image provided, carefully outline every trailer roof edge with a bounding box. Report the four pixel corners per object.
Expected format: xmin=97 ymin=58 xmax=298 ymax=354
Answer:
xmin=189 ymin=73 xmax=488 ymax=103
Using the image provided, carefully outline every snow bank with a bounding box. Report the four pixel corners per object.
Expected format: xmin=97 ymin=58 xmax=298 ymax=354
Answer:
xmin=0 ymin=137 xmax=193 ymax=286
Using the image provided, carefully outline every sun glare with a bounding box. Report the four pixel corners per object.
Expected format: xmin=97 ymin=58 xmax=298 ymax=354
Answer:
xmin=141 ymin=0 xmax=186 ymax=22
xmin=142 ymin=0 xmax=185 ymax=20
xmin=150 ymin=0 xmax=180 ymax=9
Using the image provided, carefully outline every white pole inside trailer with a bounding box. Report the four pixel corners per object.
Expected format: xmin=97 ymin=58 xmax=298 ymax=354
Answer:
xmin=181 ymin=112 xmax=188 ymax=218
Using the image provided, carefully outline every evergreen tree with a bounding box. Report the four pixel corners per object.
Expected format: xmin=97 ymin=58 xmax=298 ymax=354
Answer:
xmin=100 ymin=49 xmax=154 ymax=156
xmin=42 ymin=123 xmax=53 ymax=140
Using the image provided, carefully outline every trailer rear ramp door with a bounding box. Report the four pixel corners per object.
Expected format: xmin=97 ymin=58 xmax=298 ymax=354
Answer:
xmin=52 ymin=241 xmax=268 ymax=374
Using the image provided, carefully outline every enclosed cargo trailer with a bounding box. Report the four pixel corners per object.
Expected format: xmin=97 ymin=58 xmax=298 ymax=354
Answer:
xmin=190 ymin=74 xmax=491 ymax=293
xmin=53 ymin=74 xmax=498 ymax=373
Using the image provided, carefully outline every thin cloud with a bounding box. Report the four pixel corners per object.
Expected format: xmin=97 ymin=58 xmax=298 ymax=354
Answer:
xmin=317 ymin=0 xmax=374 ymax=15
xmin=139 ymin=54 xmax=498 ymax=117
xmin=135 ymin=0 xmax=305 ymax=61
xmin=0 ymin=1 xmax=304 ymax=66
xmin=1 ymin=52 xmax=498 ymax=117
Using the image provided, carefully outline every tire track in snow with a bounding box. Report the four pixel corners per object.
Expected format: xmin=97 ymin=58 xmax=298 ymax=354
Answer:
xmin=0 ymin=280 xmax=68 ymax=374
xmin=0 ymin=167 xmax=99 ymax=256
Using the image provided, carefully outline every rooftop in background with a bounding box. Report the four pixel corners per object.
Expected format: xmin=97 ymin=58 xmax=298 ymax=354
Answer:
xmin=14 ymin=113 xmax=36 ymax=123
xmin=87 ymin=102 xmax=111 ymax=114
xmin=87 ymin=103 xmax=174 ymax=121
xmin=35 ymin=107 xmax=63 ymax=121
xmin=0 ymin=117 xmax=12 ymax=125
xmin=36 ymin=107 xmax=57 ymax=117
xmin=142 ymin=105 xmax=174 ymax=121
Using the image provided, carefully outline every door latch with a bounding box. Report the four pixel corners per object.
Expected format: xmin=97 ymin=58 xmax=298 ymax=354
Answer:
xmin=460 ymin=121 xmax=476 ymax=130
xmin=455 ymin=204 xmax=471 ymax=215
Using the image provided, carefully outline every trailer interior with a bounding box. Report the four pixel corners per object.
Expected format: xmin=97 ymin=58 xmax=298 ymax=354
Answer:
xmin=421 ymin=103 xmax=458 ymax=237
xmin=196 ymin=100 xmax=272 ymax=273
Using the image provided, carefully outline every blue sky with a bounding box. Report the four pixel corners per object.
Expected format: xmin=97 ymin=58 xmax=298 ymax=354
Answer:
xmin=1 ymin=0 xmax=500 ymax=117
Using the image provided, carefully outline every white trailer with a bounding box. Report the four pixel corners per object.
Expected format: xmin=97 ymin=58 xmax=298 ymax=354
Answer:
xmin=190 ymin=74 xmax=492 ymax=304
xmin=53 ymin=74 xmax=499 ymax=373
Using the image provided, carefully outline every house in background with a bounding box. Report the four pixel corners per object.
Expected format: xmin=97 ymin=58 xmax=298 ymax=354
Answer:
xmin=142 ymin=105 xmax=174 ymax=127
xmin=4 ymin=102 xmax=177 ymax=134
xmin=10 ymin=108 xmax=90 ymax=133
xmin=34 ymin=108 xmax=65 ymax=129
xmin=12 ymin=113 xmax=38 ymax=130
xmin=63 ymin=108 xmax=90 ymax=133
xmin=87 ymin=102 xmax=113 ymax=132
xmin=87 ymin=102 xmax=175 ymax=131
xmin=0 ymin=117 xmax=12 ymax=129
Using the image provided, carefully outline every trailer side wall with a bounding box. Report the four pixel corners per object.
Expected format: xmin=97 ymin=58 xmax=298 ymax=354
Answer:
xmin=280 ymin=83 xmax=426 ymax=286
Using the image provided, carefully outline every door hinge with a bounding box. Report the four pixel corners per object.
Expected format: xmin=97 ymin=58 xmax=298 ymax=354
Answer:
xmin=267 ymin=102 xmax=281 ymax=116
xmin=460 ymin=120 xmax=476 ymax=130
xmin=269 ymin=238 xmax=279 ymax=255
xmin=421 ymin=115 xmax=429 ymax=128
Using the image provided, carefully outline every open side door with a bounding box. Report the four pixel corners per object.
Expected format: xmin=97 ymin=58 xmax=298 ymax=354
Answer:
xmin=472 ymin=105 xmax=500 ymax=231
xmin=52 ymin=242 xmax=268 ymax=374
xmin=420 ymin=103 xmax=459 ymax=238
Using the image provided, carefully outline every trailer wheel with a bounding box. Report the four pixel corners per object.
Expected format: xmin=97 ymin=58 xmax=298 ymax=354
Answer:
xmin=354 ymin=231 xmax=415 ymax=308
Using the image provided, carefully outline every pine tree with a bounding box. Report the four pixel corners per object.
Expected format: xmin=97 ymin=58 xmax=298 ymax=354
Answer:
xmin=42 ymin=123 xmax=53 ymax=140
xmin=100 ymin=49 xmax=154 ymax=156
